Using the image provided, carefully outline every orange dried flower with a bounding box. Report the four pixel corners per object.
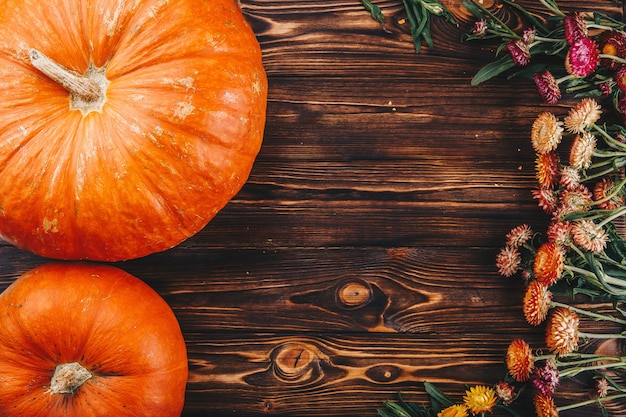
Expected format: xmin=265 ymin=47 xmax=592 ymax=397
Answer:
xmin=523 ymin=280 xmax=553 ymax=326
xmin=506 ymin=339 xmax=534 ymax=382
xmin=546 ymin=307 xmax=579 ymax=355
xmin=534 ymin=393 xmax=559 ymax=417
xmin=569 ymin=131 xmax=596 ymax=170
xmin=463 ymin=385 xmax=497 ymax=414
xmin=531 ymin=112 xmax=563 ymax=154
xmin=533 ymin=242 xmax=565 ymax=286
xmin=536 ymin=152 xmax=560 ymax=188
xmin=593 ymin=178 xmax=624 ymax=210
xmin=564 ymin=98 xmax=601 ymax=133
xmin=571 ymin=219 xmax=608 ymax=253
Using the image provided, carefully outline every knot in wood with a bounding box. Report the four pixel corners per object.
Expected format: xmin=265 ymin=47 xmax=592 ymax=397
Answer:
xmin=271 ymin=342 xmax=318 ymax=382
xmin=336 ymin=280 xmax=372 ymax=309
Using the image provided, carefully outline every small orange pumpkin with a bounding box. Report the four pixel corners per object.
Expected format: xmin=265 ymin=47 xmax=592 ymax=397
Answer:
xmin=0 ymin=0 xmax=267 ymax=261
xmin=0 ymin=262 xmax=188 ymax=416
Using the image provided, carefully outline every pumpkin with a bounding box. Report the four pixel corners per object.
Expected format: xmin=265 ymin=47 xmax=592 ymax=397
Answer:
xmin=0 ymin=262 xmax=188 ymax=416
xmin=0 ymin=0 xmax=267 ymax=261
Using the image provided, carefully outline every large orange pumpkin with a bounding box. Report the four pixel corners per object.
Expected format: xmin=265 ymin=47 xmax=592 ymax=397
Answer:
xmin=0 ymin=0 xmax=267 ymax=261
xmin=0 ymin=262 xmax=188 ymax=416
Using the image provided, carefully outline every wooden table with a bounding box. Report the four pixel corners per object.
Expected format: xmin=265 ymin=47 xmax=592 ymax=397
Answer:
xmin=1 ymin=0 xmax=625 ymax=416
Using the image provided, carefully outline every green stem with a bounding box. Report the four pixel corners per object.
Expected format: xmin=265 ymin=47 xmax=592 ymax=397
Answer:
xmin=550 ymin=301 xmax=626 ymax=325
xmin=557 ymin=392 xmax=626 ymax=411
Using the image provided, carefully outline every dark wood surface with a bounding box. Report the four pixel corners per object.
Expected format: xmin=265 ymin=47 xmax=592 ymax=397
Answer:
xmin=1 ymin=0 xmax=625 ymax=416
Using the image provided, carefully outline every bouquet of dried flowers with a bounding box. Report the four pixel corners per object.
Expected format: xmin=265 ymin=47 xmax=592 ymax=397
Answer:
xmin=463 ymin=0 xmax=626 ymax=118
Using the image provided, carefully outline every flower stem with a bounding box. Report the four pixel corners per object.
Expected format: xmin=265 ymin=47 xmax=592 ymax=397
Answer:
xmin=550 ymin=301 xmax=626 ymax=325
xmin=557 ymin=393 xmax=626 ymax=411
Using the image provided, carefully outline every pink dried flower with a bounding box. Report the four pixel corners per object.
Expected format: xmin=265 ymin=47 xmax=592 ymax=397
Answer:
xmin=531 ymin=358 xmax=560 ymax=397
xmin=565 ymin=38 xmax=600 ymax=77
xmin=532 ymin=187 xmax=558 ymax=215
xmin=571 ymin=219 xmax=608 ymax=253
xmin=506 ymin=224 xmax=533 ymax=247
xmin=559 ymin=166 xmax=580 ymax=190
xmin=506 ymin=39 xmax=531 ymax=66
xmin=546 ymin=221 xmax=572 ymax=247
xmin=563 ymin=12 xmax=588 ymax=45
xmin=472 ymin=20 xmax=487 ymax=36
xmin=494 ymin=380 xmax=516 ymax=405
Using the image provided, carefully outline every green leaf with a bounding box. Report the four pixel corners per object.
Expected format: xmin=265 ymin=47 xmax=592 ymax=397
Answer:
xmin=361 ymin=0 xmax=385 ymax=24
xmin=471 ymin=54 xmax=516 ymax=85
xmin=423 ymin=381 xmax=454 ymax=408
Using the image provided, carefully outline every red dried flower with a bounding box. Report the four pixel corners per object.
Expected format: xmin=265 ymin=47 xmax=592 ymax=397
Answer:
xmin=599 ymin=30 xmax=626 ymax=70
xmin=616 ymin=66 xmax=626 ymax=92
xmin=506 ymin=339 xmax=534 ymax=382
xmin=496 ymin=245 xmax=521 ymax=277
xmin=506 ymin=39 xmax=531 ymax=66
xmin=546 ymin=221 xmax=572 ymax=246
xmin=563 ymin=12 xmax=588 ymax=45
xmin=532 ymin=186 xmax=558 ymax=215
xmin=565 ymin=38 xmax=600 ymax=77
xmin=494 ymin=380 xmax=516 ymax=405
xmin=533 ymin=242 xmax=565 ymax=286
xmin=534 ymin=71 xmax=561 ymax=104
xmin=546 ymin=307 xmax=579 ymax=355
xmin=523 ymin=280 xmax=552 ymax=326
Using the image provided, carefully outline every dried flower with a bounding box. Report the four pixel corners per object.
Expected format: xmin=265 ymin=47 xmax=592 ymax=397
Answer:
xmin=506 ymin=224 xmax=533 ymax=247
xmin=563 ymin=98 xmax=601 ymax=134
xmin=565 ymin=38 xmax=600 ymax=77
xmin=615 ymin=66 xmax=626 ymax=92
xmin=532 ymin=186 xmax=558 ymax=215
xmin=471 ymin=19 xmax=487 ymax=37
xmin=593 ymin=178 xmax=624 ymax=210
xmin=534 ymin=393 xmax=559 ymax=417
xmin=545 ymin=307 xmax=580 ymax=355
xmin=559 ymin=166 xmax=580 ymax=190
xmin=546 ymin=221 xmax=572 ymax=246
xmin=599 ymin=30 xmax=626 ymax=70
xmin=563 ymin=12 xmax=588 ymax=45
xmin=533 ymin=242 xmax=565 ymax=286
xmin=534 ymin=71 xmax=562 ymax=104
xmin=571 ymin=219 xmax=608 ymax=253
xmin=523 ymin=280 xmax=552 ymax=326
xmin=506 ymin=339 xmax=535 ymax=382
xmin=496 ymin=245 xmax=521 ymax=277
xmin=506 ymin=39 xmax=531 ymax=66
xmin=463 ymin=385 xmax=497 ymax=414
xmin=437 ymin=404 xmax=469 ymax=417
xmin=535 ymin=152 xmax=560 ymax=189
xmin=555 ymin=185 xmax=592 ymax=219
xmin=494 ymin=380 xmax=516 ymax=405
xmin=596 ymin=377 xmax=609 ymax=398
xmin=569 ymin=132 xmax=596 ymax=170
xmin=532 ymin=358 xmax=560 ymax=397
xmin=531 ymin=112 xmax=563 ymax=155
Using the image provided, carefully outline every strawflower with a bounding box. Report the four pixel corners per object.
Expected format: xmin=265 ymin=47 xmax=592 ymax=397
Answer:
xmin=437 ymin=404 xmax=469 ymax=417
xmin=462 ymin=385 xmax=497 ymax=414
xmin=506 ymin=338 xmax=534 ymax=382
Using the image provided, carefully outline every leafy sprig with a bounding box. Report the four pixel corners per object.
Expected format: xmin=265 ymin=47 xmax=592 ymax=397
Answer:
xmin=360 ymin=0 xmax=457 ymax=53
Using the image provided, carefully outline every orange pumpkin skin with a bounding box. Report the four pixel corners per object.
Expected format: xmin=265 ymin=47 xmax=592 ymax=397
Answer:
xmin=0 ymin=0 xmax=267 ymax=261
xmin=0 ymin=263 xmax=188 ymax=417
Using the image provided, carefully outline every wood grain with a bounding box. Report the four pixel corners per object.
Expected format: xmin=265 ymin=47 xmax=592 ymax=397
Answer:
xmin=1 ymin=0 xmax=625 ymax=416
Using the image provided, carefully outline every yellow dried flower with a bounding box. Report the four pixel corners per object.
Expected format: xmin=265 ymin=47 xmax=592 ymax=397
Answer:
xmin=437 ymin=404 xmax=469 ymax=417
xmin=463 ymin=385 xmax=497 ymax=414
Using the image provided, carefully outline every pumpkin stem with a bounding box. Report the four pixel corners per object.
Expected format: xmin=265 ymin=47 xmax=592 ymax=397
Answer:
xmin=29 ymin=48 xmax=102 ymax=102
xmin=49 ymin=362 xmax=93 ymax=395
